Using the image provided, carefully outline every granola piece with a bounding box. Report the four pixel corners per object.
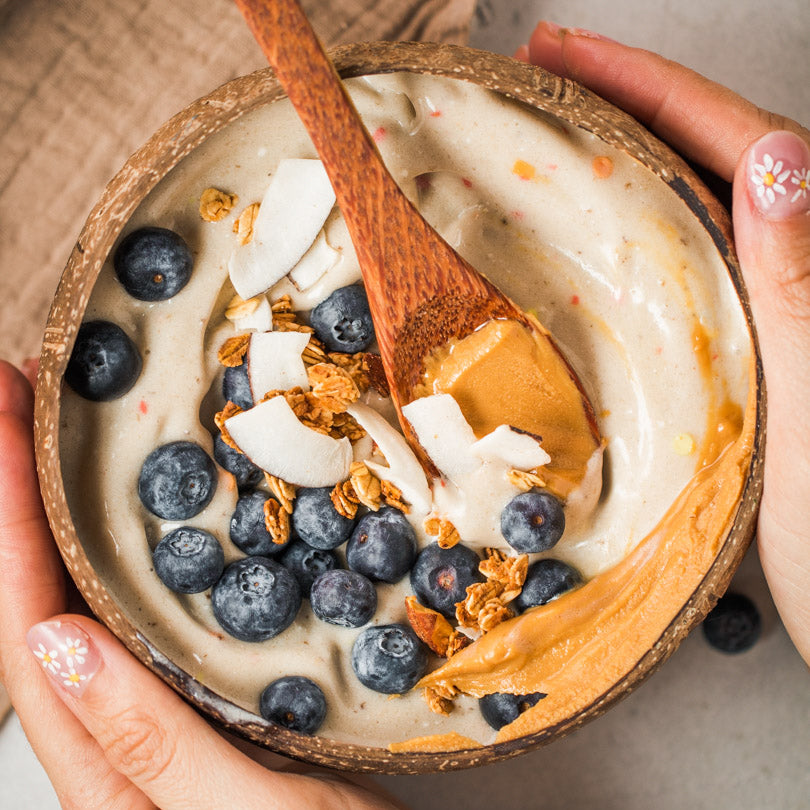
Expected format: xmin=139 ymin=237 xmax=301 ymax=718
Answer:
xmin=224 ymin=294 xmax=260 ymax=322
xmin=200 ymin=187 xmax=238 ymax=222
xmin=327 ymin=351 xmax=370 ymax=393
xmin=423 ymin=685 xmax=456 ymax=716
xmin=232 ymin=201 xmax=260 ymax=244
xmin=214 ymin=401 xmax=244 ymax=450
xmin=265 ymin=473 xmax=296 ymax=515
xmin=478 ymin=600 xmax=514 ymax=633
xmin=329 ymin=412 xmax=366 ymax=442
xmin=301 ymin=336 xmax=329 ymax=367
xmin=405 ymin=596 xmax=471 ymax=658
xmin=263 ymin=497 xmax=291 ymax=545
xmin=271 ymin=294 xmax=314 ymax=333
xmin=479 ymin=548 xmax=529 ymax=593
xmin=381 ymin=479 xmax=410 ymax=514
xmin=307 ymin=362 xmax=360 ymax=413
xmin=349 ymin=461 xmax=382 ymax=511
xmin=217 ymin=334 xmax=250 ymax=368
xmin=330 ymin=479 xmax=359 ymax=519
xmin=506 ymin=467 xmax=547 ymax=492
xmin=423 ymin=515 xmax=461 ymax=549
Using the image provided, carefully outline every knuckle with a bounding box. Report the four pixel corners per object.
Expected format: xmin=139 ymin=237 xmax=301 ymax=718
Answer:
xmin=102 ymin=705 xmax=178 ymax=785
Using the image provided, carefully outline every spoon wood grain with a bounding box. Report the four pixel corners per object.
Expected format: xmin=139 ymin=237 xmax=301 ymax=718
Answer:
xmin=233 ymin=0 xmax=600 ymax=458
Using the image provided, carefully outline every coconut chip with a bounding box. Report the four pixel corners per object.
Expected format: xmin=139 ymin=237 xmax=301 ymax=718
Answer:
xmin=423 ymin=515 xmax=460 ymax=549
xmin=265 ymin=473 xmax=296 ymax=515
xmin=232 ymin=202 xmax=261 ymax=244
xmin=217 ymin=334 xmax=250 ymax=367
xmin=200 ymin=187 xmax=238 ymax=222
xmin=263 ymin=497 xmax=290 ymax=545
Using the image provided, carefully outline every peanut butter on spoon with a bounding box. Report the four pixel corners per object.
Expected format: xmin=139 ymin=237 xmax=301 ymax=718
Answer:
xmin=234 ymin=0 xmax=600 ymax=480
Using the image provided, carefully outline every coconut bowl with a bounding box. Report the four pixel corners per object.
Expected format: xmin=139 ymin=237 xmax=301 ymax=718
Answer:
xmin=34 ymin=42 xmax=765 ymax=774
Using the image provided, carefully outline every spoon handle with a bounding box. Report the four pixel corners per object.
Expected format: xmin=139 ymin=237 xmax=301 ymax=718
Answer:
xmin=233 ymin=0 xmax=500 ymax=364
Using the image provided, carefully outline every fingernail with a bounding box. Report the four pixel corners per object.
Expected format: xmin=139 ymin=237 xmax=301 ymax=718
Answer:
xmin=27 ymin=620 xmax=101 ymax=698
xmin=560 ymin=24 xmax=618 ymax=43
xmin=748 ymin=130 xmax=810 ymax=220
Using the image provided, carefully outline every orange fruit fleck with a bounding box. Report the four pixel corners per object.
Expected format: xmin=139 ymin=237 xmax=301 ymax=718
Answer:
xmin=592 ymin=156 xmax=614 ymax=179
xmin=512 ymin=159 xmax=536 ymax=180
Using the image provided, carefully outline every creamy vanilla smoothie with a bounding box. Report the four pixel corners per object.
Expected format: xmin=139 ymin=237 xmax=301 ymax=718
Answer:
xmin=58 ymin=72 xmax=753 ymax=750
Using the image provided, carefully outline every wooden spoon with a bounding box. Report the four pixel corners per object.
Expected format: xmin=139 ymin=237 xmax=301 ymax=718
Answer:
xmin=234 ymin=0 xmax=600 ymax=483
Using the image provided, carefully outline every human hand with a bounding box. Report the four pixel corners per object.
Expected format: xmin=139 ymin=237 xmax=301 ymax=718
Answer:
xmin=0 ymin=360 xmax=401 ymax=810
xmin=517 ymin=22 xmax=810 ymax=664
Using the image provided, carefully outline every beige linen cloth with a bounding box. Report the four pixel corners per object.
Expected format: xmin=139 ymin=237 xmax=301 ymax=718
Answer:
xmin=0 ymin=0 xmax=474 ymax=367
xmin=0 ymin=0 xmax=473 ymax=721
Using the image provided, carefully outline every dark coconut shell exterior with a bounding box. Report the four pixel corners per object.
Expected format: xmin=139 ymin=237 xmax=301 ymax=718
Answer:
xmin=34 ymin=42 xmax=765 ymax=774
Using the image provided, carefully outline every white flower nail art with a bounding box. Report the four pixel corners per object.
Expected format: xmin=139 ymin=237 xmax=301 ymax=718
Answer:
xmin=63 ymin=636 xmax=88 ymax=668
xmin=751 ymin=153 xmax=790 ymax=205
xmin=60 ymin=666 xmax=87 ymax=689
xmin=34 ymin=643 xmax=61 ymax=674
xmin=791 ymin=167 xmax=809 ymax=203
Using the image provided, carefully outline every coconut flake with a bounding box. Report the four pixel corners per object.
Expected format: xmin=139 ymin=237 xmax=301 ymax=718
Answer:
xmin=228 ymin=159 xmax=336 ymax=299
xmin=288 ymin=230 xmax=340 ymax=291
xmin=225 ymin=396 xmax=351 ymax=487
xmin=401 ymin=394 xmax=481 ymax=480
xmin=247 ymin=331 xmax=310 ymax=399
xmin=346 ymin=401 xmax=431 ymax=515
xmin=470 ymin=425 xmax=550 ymax=470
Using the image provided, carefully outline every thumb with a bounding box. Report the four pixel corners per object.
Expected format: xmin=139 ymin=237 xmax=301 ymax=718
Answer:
xmin=733 ymin=129 xmax=810 ymax=661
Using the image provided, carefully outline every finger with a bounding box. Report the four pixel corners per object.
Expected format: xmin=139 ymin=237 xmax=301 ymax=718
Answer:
xmin=525 ymin=21 xmax=810 ymax=181
xmin=0 ymin=360 xmax=35 ymax=427
xmin=732 ymin=130 xmax=810 ymax=662
xmin=0 ymin=410 xmax=151 ymax=809
xmin=27 ymin=614 xmax=399 ymax=810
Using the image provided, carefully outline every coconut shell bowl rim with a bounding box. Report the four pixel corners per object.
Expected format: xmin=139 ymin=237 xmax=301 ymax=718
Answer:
xmin=34 ymin=41 xmax=765 ymax=775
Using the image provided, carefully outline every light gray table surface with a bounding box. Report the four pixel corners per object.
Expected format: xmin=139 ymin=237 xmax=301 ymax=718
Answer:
xmin=2 ymin=1 xmax=809 ymax=808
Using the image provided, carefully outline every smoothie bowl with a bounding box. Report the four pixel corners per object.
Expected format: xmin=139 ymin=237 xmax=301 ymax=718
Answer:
xmin=34 ymin=42 xmax=764 ymax=773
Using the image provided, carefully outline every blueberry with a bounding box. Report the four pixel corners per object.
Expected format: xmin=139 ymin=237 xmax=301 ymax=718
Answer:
xmin=212 ymin=556 xmax=301 ymax=642
xmin=309 ymin=284 xmax=375 ymax=353
xmin=152 ymin=527 xmax=224 ymax=594
xmin=113 ymin=226 xmax=193 ymax=301
xmin=346 ymin=507 xmax=416 ymax=584
xmin=702 ymin=592 xmax=761 ymax=653
xmin=351 ymin=624 xmax=427 ymax=694
xmin=410 ymin=543 xmax=483 ymax=619
xmin=222 ymin=363 xmax=254 ymax=410
xmin=515 ymin=558 xmax=582 ymax=612
xmin=259 ymin=676 xmax=327 ymax=735
xmin=213 ymin=433 xmax=263 ymax=490
xmin=310 ymin=569 xmax=377 ymax=627
xmin=291 ymin=487 xmax=356 ymax=550
xmin=65 ymin=320 xmax=142 ymax=402
xmin=138 ymin=441 xmax=217 ymax=520
xmin=478 ymin=692 xmax=545 ymax=731
xmin=279 ymin=539 xmax=339 ymax=597
xmin=500 ymin=490 xmax=565 ymax=553
xmin=230 ymin=490 xmax=289 ymax=556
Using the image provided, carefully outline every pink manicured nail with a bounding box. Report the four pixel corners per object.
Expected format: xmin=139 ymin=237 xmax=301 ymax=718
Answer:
xmin=748 ymin=130 xmax=810 ymax=220
xmin=27 ymin=620 xmax=101 ymax=698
